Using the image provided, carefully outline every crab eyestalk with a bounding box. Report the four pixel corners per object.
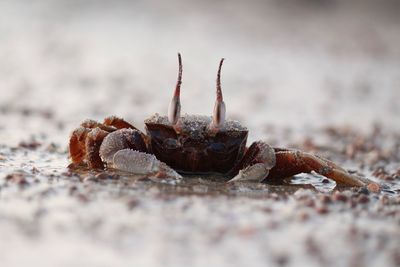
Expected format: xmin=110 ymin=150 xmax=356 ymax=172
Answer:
xmin=211 ymin=58 xmax=226 ymax=129
xmin=168 ymin=53 xmax=183 ymax=125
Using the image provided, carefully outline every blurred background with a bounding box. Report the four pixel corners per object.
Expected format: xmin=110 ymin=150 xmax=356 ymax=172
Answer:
xmin=0 ymin=1 xmax=400 ymax=267
xmin=0 ymin=0 xmax=399 ymax=146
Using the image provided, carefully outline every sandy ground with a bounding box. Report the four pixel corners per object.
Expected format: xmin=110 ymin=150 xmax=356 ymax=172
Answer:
xmin=0 ymin=0 xmax=399 ymax=266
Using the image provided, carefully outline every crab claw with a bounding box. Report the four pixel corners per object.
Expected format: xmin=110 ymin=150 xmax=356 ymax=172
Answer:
xmin=112 ymin=149 xmax=182 ymax=179
xmin=99 ymin=129 xmax=181 ymax=180
xmin=168 ymin=53 xmax=183 ymax=125
xmin=228 ymin=141 xmax=276 ymax=183
xmin=210 ymin=58 xmax=226 ymax=130
xmin=99 ymin=128 xmax=146 ymax=163
xmin=228 ymin=163 xmax=271 ymax=183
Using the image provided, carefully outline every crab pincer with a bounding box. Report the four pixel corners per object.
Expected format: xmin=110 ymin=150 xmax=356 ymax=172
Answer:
xmin=99 ymin=129 xmax=181 ymax=179
xmin=228 ymin=142 xmax=276 ymax=183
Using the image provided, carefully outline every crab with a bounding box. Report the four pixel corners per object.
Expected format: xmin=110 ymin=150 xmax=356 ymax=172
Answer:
xmin=69 ymin=54 xmax=369 ymax=187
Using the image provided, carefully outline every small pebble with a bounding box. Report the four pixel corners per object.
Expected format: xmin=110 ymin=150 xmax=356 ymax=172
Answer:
xmin=274 ymin=254 xmax=290 ymax=266
xmin=297 ymin=211 xmax=310 ymax=221
xmin=96 ymin=173 xmax=115 ymax=180
xmin=45 ymin=143 xmax=59 ymax=153
xmin=333 ymin=192 xmax=348 ymax=202
xmin=97 ymin=173 xmax=119 ymax=180
xmin=379 ymin=195 xmax=389 ymax=205
xmin=269 ymin=193 xmax=280 ymax=200
xmin=357 ymin=195 xmax=370 ymax=204
xmin=350 ymin=199 xmax=358 ymax=208
xmin=367 ymin=183 xmax=381 ymax=193
xmin=315 ymin=205 xmax=329 ymax=214
xmin=76 ymin=193 xmax=89 ymax=203
xmin=393 ymin=249 xmax=400 ymax=266
xmin=31 ymin=167 xmax=40 ymax=174
xmin=266 ymin=221 xmax=279 ymax=230
xmin=18 ymin=140 xmax=42 ymax=150
xmin=318 ymin=195 xmax=332 ymax=204
xmin=127 ymin=198 xmax=140 ymax=210
xmin=68 ymin=186 xmax=78 ymax=195
xmin=303 ymin=198 xmax=315 ymax=208
xmin=262 ymin=207 xmax=273 ymax=213
xmin=358 ymin=187 xmax=369 ymax=195
xmin=61 ymin=171 xmax=74 ymax=177
xmin=237 ymin=226 xmax=257 ymax=238
xmin=5 ymin=173 xmax=29 ymax=187
xmin=84 ymin=176 xmax=98 ymax=182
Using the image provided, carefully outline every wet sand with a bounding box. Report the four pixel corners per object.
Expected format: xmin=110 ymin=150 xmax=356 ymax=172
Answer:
xmin=0 ymin=1 xmax=399 ymax=266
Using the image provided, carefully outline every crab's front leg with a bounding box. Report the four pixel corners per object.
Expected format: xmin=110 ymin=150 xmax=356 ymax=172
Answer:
xmin=229 ymin=142 xmax=368 ymax=187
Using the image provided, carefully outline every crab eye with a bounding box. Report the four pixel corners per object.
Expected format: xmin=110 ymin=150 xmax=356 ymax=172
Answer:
xmin=210 ymin=58 xmax=226 ymax=130
xmin=163 ymin=138 xmax=180 ymax=150
xmin=207 ymin=142 xmax=227 ymax=154
xmin=168 ymin=53 xmax=183 ymax=125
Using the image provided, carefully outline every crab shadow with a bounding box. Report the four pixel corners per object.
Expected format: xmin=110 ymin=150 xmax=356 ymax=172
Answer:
xmin=68 ymin=164 xmax=344 ymax=198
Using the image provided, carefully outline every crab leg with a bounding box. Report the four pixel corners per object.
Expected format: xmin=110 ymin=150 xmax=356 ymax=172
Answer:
xmin=80 ymin=119 xmax=115 ymax=132
xmin=69 ymin=127 xmax=92 ymax=164
xmin=69 ymin=119 xmax=116 ymax=165
xmin=229 ymin=142 xmax=368 ymax=186
xmin=69 ymin=118 xmax=140 ymax=167
xmin=267 ymin=150 xmax=367 ymax=186
xmin=103 ymin=116 xmax=139 ymax=130
xmin=85 ymin=128 xmax=110 ymax=169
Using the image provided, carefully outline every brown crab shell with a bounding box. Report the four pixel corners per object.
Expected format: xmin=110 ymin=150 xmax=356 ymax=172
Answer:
xmin=145 ymin=115 xmax=248 ymax=174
